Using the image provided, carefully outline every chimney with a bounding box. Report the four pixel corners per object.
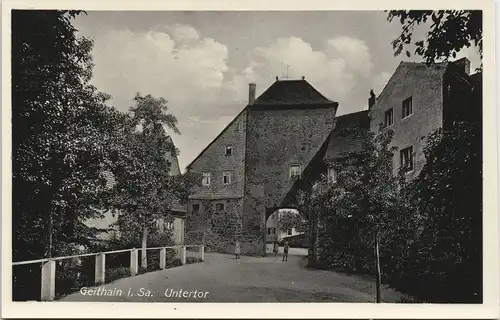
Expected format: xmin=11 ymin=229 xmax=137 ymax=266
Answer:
xmin=368 ymin=89 xmax=376 ymax=109
xmin=453 ymin=57 xmax=470 ymax=76
xmin=248 ymin=83 xmax=256 ymax=105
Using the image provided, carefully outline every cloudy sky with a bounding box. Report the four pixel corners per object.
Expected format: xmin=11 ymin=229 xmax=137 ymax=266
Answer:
xmin=73 ymin=11 xmax=481 ymax=171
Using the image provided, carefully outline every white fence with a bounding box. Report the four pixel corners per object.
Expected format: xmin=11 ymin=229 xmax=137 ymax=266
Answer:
xmin=12 ymin=244 xmax=204 ymax=301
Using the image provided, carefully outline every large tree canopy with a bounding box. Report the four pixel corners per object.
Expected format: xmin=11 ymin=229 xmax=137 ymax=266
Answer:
xmin=388 ymin=10 xmax=482 ymax=67
xmin=12 ymin=10 xmax=119 ymax=260
xmin=109 ymin=93 xmax=182 ymax=267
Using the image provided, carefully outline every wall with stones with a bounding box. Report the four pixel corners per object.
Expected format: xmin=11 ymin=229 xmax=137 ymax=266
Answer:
xmin=185 ymin=198 xmax=261 ymax=254
xmin=369 ymin=63 xmax=446 ymax=179
xmin=244 ymin=106 xmax=337 ymax=254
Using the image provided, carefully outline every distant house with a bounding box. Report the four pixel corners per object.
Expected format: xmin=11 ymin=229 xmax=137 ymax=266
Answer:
xmin=265 ymin=209 xmax=303 ymax=243
xmin=84 ymin=136 xmax=186 ymax=246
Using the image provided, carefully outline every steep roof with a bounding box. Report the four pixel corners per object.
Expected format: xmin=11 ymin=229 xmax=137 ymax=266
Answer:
xmin=324 ymin=110 xmax=370 ymax=160
xmin=252 ymin=79 xmax=336 ymax=106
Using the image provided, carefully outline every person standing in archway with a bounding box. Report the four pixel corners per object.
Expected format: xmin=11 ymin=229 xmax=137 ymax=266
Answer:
xmin=282 ymin=240 xmax=289 ymax=261
xmin=234 ymin=240 xmax=241 ymax=259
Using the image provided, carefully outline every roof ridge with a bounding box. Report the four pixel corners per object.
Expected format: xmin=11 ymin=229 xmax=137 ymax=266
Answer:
xmin=252 ymin=78 xmax=335 ymax=106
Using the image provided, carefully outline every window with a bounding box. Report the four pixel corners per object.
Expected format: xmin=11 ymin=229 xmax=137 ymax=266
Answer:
xmin=287 ymin=229 xmax=293 ymax=236
xmin=327 ymin=167 xmax=337 ymax=183
xmin=223 ymin=171 xmax=232 ymax=185
xmin=202 ymin=172 xmax=211 ymax=186
xmin=192 ymin=204 xmax=200 ymax=214
xmin=400 ymin=146 xmax=414 ymax=173
xmin=216 ymin=203 xmax=225 ymax=211
xmin=289 ymin=164 xmax=301 ymax=180
xmin=225 ymin=146 xmax=233 ymax=156
xmin=272 ymin=228 xmax=276 ymax=234
xmin=402 ymin=97 xmax=412 ymax=118
xmin=384 ymin=108 xmax=394 ymax=127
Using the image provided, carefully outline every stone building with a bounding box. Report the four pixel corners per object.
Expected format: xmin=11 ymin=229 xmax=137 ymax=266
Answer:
xmin=186 ymin=57 xmax=482 ymax=256
xmin=186 ymin=78 xmax=338 ymax=254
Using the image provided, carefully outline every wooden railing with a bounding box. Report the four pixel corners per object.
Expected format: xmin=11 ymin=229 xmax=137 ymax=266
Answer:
xmin=12 ymin=244 xmax=204 ymax=301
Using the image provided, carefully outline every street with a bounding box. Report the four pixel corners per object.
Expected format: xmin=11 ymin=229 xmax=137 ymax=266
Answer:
xmin=61 ymin=251 xmax=404 ymax=302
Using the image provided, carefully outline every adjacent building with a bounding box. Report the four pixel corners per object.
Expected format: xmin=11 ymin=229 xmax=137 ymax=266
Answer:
xmin=369 ymin=58 xmax=481 ymax=178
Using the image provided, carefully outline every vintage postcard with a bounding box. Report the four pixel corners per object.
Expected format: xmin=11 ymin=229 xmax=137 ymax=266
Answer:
xmin=2 ymin=0 xmax=498 ymax=318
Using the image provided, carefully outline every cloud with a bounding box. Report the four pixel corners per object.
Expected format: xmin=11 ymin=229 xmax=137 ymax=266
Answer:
xmin=326 ymin=36 xmax=373 ymax=77
xmin=88 ymin=27 xmax=375 ymax=169
xmin=227 ymin=36 xmax=374 ymax=115
xmin=90 ymin=27 xmax=229 ymax=118
xmin=167 ymin=24 xmax=200 ymax=43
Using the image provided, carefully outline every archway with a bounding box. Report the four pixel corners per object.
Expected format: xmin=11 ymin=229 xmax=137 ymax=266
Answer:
xmin=264 ymin=208 xmax=304 ymax=254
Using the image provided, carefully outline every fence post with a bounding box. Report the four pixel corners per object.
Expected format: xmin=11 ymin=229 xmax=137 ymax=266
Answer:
xmin=130 ymin=248 xmax=138 ymax=276
xmin=159 ymin=247 xmax=166 ymax=270
xmin=200 ymin=245 xmax=205 ymax=261
xmin=95 ymin=253 xmax=106 ymax=285
xmin=179 ymin=246 xmax=186 ymax=265
xmin=40 ymin=260 xmax=56 ymax=301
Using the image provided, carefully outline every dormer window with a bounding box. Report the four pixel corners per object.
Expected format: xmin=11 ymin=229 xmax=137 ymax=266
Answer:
xmin=225 ymin=146 xmax=233 ymax=156
xmin=289 ymin=164 xmax=301 ymax=180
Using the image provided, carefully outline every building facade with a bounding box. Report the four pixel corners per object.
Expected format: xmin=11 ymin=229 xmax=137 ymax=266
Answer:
xmin=369 ymin=58 xmax=479 ymax=178
xmin=186 ymin=78 xmax=338 ymax=254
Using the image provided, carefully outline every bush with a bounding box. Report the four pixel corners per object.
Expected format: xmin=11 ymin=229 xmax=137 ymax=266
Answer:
xmin=105 ymin=267 xmax=130 ymax=283
xmin=186 ymin=257 xmax=202 ymax=264
xmin=169 ymin=258 xmax=182 ymax=267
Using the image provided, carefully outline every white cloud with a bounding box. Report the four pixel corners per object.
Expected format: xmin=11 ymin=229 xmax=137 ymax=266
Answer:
xmin=90 ymin=27 xmax=229 ymax=118
xmin=227 ymin=36 xmax=373 ymax=114
xmin=326 ymin=36 xmax=373 ymax=77
xmin=168 ymin=24 xmax=200 ymax=43
xmin=88 ymin=27 xmax=374 ymax=169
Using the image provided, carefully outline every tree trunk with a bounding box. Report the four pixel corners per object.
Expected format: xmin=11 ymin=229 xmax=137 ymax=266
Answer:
xmin=374 ymin=231 xmax=381 ymax=303
xmin=141 ymin=225 xmax=148 ymax=269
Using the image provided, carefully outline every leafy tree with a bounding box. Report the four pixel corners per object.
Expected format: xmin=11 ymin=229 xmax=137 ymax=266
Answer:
xmin=110 ymin=93 xmax=180 ymax=268
xmin=400 ymin=121 xmax=482 ymax=302
xmin=12 ymin=10 xmax=118 ymax=261
xmin=308 ymin=127 xmax=411 ymax=274
xmin=277 ymin=210 xmax=307 ymax=234
xmin=388 ymin=10 xmax=482 ymax=67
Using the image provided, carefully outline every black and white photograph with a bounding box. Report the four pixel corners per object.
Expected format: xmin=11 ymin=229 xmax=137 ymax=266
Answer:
xmin=2 ymin=0 xmax=499 ymax=318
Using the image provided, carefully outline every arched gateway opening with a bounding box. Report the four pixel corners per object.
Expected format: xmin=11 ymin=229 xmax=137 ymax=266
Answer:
xmin=264 ymin=208 xmax=305 ymax=254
